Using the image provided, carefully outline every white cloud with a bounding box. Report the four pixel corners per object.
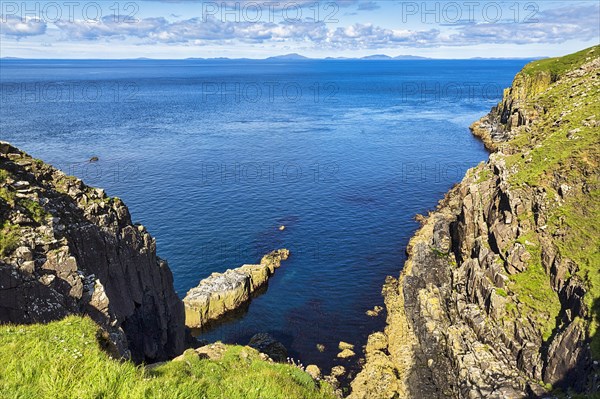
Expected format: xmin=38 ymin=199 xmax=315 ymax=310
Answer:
xmin=0 ymin=15 xmax=47 ymax=37
xmin=2 ymin=2 xmax=598 ymax=51
xmin=54 ymin=16 xmax=168 ymax=40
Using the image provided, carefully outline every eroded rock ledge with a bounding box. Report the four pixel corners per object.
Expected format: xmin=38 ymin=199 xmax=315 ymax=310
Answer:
xmin=350 ymin=47 xmax=600 ymax=398
xmin=0 ymin=142 xmax=185 ymax=362
xmin=183 ymin=249 xmax=290 ymax=329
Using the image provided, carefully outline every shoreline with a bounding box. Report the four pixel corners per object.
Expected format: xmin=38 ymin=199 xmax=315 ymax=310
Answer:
xmin=348 ymin=45 xmax=600 ymax=398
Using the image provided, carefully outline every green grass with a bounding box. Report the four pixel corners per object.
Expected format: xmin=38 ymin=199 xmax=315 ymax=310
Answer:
xmin=20 ymin=198 xmax=47 ymax=224
xmin=495 ymin=288 xmax=508 ymax=298
xmin=0 ymin=186 xmax=16 ymax=206
xmin=475 ymin=167 xmax=491 ymax=184
xmin=0 ymin=169 xmax=9 ymax=183
xmin=0 ymin=316 xmax=336 ymax=399
xmin=522 ymin=46 xmax=600 ymax=81
xmin=499 ymin=45 xmax=600 ymax=348
xmin=508 ymin=232 xmax=561 ymax=341
xmin=0 ymin=222 xmax=21 ymax=256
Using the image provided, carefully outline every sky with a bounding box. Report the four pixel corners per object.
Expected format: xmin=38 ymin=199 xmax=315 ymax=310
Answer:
xmin=0 ymin=0 xmax=599 ymax=59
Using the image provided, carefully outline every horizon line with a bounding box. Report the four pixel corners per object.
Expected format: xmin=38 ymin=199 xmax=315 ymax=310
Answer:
xmin=0 ymin=55 xmax=545 ymax=61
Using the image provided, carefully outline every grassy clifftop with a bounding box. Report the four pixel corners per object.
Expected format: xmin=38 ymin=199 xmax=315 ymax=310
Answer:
xmin=350 ymin=45 xmax=600 ymax=398
xmin=503 ymin=45 xmax=600 ymax=355
xmin=0 ymin=316 xmax=336 ymax=399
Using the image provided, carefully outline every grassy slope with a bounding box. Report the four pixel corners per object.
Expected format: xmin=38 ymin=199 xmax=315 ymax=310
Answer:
xmin=502 ymin=46 xmax=600 ymax=350
xmin=0 ymin=316 xmax=335 ymax=399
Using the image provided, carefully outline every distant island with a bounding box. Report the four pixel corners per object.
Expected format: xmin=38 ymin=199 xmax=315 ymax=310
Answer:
xmin=1 ymin=54 xmax=546 ymax=61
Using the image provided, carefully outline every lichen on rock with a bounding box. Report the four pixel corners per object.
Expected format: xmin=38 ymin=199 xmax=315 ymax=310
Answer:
xmin=351 ymin=45 xmax=600 ymax=398
xmin=183 ymin=249 xmax=290 ymax=329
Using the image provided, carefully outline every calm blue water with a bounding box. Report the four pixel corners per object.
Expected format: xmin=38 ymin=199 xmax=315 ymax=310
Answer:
xmin=0 ymin=59 xmax=528 ymax=371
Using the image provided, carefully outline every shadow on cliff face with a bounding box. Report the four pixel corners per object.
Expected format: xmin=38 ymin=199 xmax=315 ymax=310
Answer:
xmin=0 ymin=264 xmax=132 ymax=359
xmin=546 ymin=296 xmax=600 ymax=397
xmin=0 ymin=148 xmax=186 ymax=363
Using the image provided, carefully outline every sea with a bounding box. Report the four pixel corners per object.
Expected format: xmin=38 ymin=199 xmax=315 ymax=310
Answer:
xmin=0 ymin=58 xmax=529 ymax=371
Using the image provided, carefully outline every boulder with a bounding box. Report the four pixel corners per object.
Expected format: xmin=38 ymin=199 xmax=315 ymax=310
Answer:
xmin=248 ymin=333 xmax=287 ymax=362
xmin=306 ymin=364 xmax=322 ymax=380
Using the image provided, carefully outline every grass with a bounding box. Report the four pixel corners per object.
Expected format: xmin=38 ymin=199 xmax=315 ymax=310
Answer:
xmin=0 ymin=222 xmax=21 ymax=256
xmin=20 ymin=198 xmax=47 ymax=224
xmin=0 ymin=316 xmax=336 ymax=399
xmin=0 ymin=186 xmax=16 ymax=206
xmin=508 ymin=232 xmax=561 ymax=341
xmin=475 ymin=167 xmax=491 ymax=184
xmin=499 ymin=45 xmax=600 ymax=348
xmin=0 ymin=169 xmax=9 ymax=183
xmin=522 ymin=46 xmax=600 ymax=81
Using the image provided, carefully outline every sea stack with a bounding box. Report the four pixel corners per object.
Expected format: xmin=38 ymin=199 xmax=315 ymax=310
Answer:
xmin=183 ymin=249 xmax=290 ymax=329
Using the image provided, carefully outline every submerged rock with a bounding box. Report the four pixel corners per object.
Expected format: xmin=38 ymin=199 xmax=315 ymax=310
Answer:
xmin=366 ymin=305 xmax=383 ymax=317
xmin=338 ymin=341 xmax=355 ymax=351
xmin=337 ymin=348 xmax=355 ymax=359
xmin=248 ymin=333 xmax=288 ymax=362
xmin=183 ymin=249 xmax=290 ymax=328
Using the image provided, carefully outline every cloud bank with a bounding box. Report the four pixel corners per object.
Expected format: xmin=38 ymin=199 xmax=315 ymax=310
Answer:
xmin=1 ymin=2 xmax=598 ymax=50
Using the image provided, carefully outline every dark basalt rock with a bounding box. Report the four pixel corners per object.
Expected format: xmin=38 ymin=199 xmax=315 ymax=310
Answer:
xmin=0 ymin=142 xmax=185 ymax=363
xmin=248 ymin=333 xmax=288 ymax=362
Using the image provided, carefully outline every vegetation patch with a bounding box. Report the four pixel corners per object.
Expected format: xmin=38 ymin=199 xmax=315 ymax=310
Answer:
xmin=522 ymin=46 xmax=600 ymax=80
xmin=0 ymin=222 xmax=21 ymax=256
xmin=19 ymin=198 xmax=47 ymax=224
xmin=0 ymin=316 xmax=336 ymax=399
xmin=509 ymin=233 xmax=561 ymax=341
xmin=499 ymin=45 xmax=600 ymax=348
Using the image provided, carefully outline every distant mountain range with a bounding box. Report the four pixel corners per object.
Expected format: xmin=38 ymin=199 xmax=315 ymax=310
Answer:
xmin=1 ymin=54 xmax=546 ymax=61
xmin=266 ymin=53 xmax=429 ymax=60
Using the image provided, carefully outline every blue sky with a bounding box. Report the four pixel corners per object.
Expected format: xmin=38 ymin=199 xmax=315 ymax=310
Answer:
xmin=1 ymin=1 xmax=598 ymax=58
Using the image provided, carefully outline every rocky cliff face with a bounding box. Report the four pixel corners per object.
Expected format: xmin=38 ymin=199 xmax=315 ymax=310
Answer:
xmin=0 ymin=143 xmax=185 ymax=362
xmin=351 ymin=46 xmax=600 ymax=398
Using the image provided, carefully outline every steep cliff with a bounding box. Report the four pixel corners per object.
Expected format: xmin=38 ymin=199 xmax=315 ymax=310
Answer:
xmin=351 ymin=46 xmax=600 ymax=398
xmin=0 ymin=143 xmax=185 ymax=362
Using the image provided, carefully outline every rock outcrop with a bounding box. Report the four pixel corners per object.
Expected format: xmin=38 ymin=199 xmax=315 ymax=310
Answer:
xmin=183 ymin=249 xmax=289 ymax=329
xmin=248 ymin=332 xmax=288 ymax=362
xmin=0 ymin=142 xmax=185 ymax=362
xmin=351 ymin=46 xmax=600 ymax=398
xmin=470 ymin=70 xmax=552 ymax=151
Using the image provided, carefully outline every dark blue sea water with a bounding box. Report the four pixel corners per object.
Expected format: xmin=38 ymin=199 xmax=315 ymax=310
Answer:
xmin=0 ymin=59 xmax=528 ymax=371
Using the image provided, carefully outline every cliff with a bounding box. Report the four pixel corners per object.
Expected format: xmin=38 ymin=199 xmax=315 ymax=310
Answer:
xmin=0 ymin=144 xmax=338 ymax=398
xmin=351 ymin=46 xmax=600 ymax=398
xmin=0 ymin=143 xmax=185 ymax=362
